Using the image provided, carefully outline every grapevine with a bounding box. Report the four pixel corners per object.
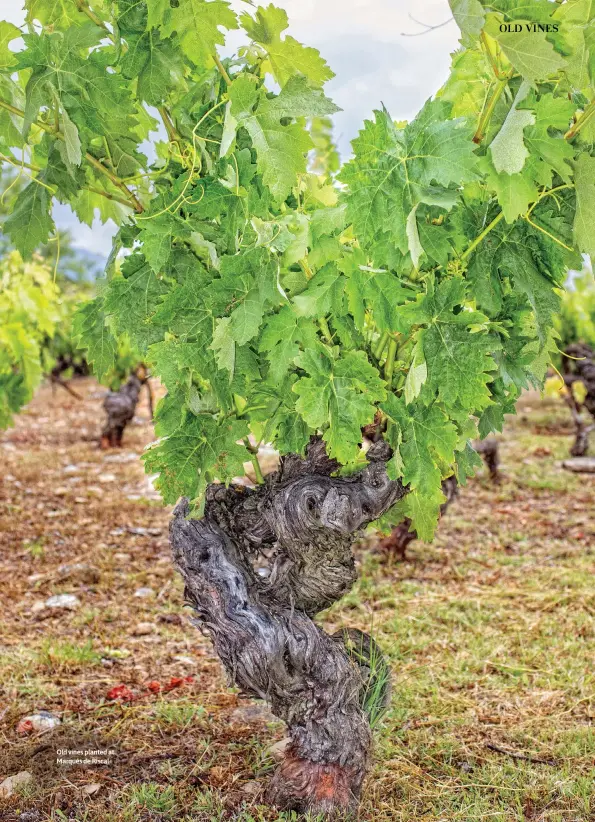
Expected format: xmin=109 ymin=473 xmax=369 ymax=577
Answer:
xmin=1 ymin=0 xmax=594 ymax=814
xmin=0 ymin=251 xmax=61 ymax=427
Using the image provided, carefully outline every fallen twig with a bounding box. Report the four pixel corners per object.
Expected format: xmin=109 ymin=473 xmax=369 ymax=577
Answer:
xmin=485 ymin=742 xmax=559 ymax=767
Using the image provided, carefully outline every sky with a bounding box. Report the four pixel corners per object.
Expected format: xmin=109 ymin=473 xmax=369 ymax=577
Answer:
xmin=2 ymin=0 xmax=461 ymax=257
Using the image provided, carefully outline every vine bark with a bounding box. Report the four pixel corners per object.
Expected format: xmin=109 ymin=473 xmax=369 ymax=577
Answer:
xmin=562 ymin=344 xmax=595 ymax=457
xmin=169 ymin=439 xmax=404 ymax=816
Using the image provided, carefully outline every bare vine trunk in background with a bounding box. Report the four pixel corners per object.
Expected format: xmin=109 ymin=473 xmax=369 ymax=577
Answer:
xmin=379 ymin=438 xmax=500 ymax=559
xmin=563 ymin=344 xmax=595 ymax=457
xmin=170 ymin=439 xmax=404 ymax=816
xmin=100 ymin=369 xmax=149 ymax=449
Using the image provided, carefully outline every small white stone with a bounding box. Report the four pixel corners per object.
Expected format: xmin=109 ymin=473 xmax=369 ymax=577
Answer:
xmin=0 ymin=771 xmax=33 ymax=797
xmin=45 ymin=594 xmax=80 ymax=610
xmin=98 ymin=473 xmax=116 ymax=483
xmin=103 ymin=452 xmax=138 ymax=463
xmin=134 ymin=587 xmax=154 ymax=598
xmin=173 ymin=655 xmax=197 ymax=666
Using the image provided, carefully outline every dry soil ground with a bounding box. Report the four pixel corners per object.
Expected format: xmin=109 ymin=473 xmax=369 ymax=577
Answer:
xmin=0 ymin=379 xmax=593 ymax=822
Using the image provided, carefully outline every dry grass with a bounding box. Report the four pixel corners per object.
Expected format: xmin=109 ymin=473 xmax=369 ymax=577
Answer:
xmin=0 ymin=381 xmax=593 ymax=821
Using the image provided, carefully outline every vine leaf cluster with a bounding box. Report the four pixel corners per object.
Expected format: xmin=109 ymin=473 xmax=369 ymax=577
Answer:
xmin=0 ymin=0 xmax=593 ymax=539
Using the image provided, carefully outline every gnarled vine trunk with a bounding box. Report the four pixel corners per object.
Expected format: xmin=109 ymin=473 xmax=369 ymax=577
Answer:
xmin=170 ymin=439 xmax=404 ymax=816
xmin=562 ymin=343 xmax=595 ymax=457
xmin=378 ymin=438 xmax=499 ymax=560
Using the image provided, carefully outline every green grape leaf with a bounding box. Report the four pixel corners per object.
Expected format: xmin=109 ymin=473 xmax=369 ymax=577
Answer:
xmin=573 ymin=152 xmax=595 ymax=256
xmin=478 ymin=403 xmax=506 ymax=439
xmin=60 ymin=107 xmax=82 ymax=167
xmin=293 ymin=264 xmax=346 ymax=317
xmin=0 ymin=323 xmax=41 ymax=392
xmin=0 ymin=374 xmax=28 ymax=430
xmin=423 ymin=323 xmax=497 ymax=412
xmin=310 ymin=204 xmax=347 ymax=240
xmin=501 ymin=241 xmax=562 ymax=345
xmin=274 ymin=400 xmax=311 ymax=455
xmin=523 ymin=94 xmax=575 ymax=184
xmin=211 ymin=317 xmax=236 ymax=376
xmin=449 ymin=0 xmax=486 ymax=44
xmin=340 ymin=247 xmax=415 ymax=332
xmin=553 ymin=0 xmax=595 ymax=89
xmin=439 ymin=49 xmax=492 ymax=120
xmin=228 ymin=287 xmax=265 ymax=345
xmin=259 ymin=307 xmax=317 ymax=382
xmin=123 ymin=32 xmax=185 ymax=106
xmin=418 ymin=222 xmax=453 ymax=266
xmin=341 ymin=100 xmax=477 ymax=265
xmin=73 ymin=187 xmax=133 ymax=227
xmin=103 ymin=256 xmax=170 ymax=353
xmin=482 ymin=154 xmax=539 ymax=223
xmin=152 ymin=263 xmax=212 ymax=341
xmin=455 ymin=441 xmax=484 ymax=485
xmin=241 ymin=4 xmax=334 ymax=88
xmin=382 ymin=395 xmax=458 ymax=540
xmin=138 ymin=213 xmax=191 ymax=273
xmin=27 ymin=0 xmax=88 ymax=28
xmin=147 ymin=0 xmax=238 ymax=68
xmin=293 ymin=346 xmax=386 ymax=464
xmin=487 ymin=17 xmax=567 ymax=80
xmin=489 ymin=82 xmax=534 ymax=174
xmin=467 ymin=247 xmax=504 ymax=314
xmin=72 ymin=298 xmax=118 ymax=382
xmin=0 ymin=21 xmax=20 ymax=69
xmin=4 ymin=181 xmax=55 ymax=258
xmin=143 ymin=414 xmax=249 ymax=507
xmin=229 ymin=73 xmax=339 ymax=201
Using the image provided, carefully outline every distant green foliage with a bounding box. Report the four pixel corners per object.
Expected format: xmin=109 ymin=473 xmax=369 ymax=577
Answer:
xmin=0 ymin=0 xmax=593 ymax=535
xmin=557 ymin=266 xmax=595 ymax=354
xmin=0 ymin=251 xmax=60 ymax=427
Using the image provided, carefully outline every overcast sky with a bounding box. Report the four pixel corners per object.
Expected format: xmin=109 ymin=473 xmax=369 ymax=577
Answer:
xmin=2 ymin=0 xmax=460 ymax=257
